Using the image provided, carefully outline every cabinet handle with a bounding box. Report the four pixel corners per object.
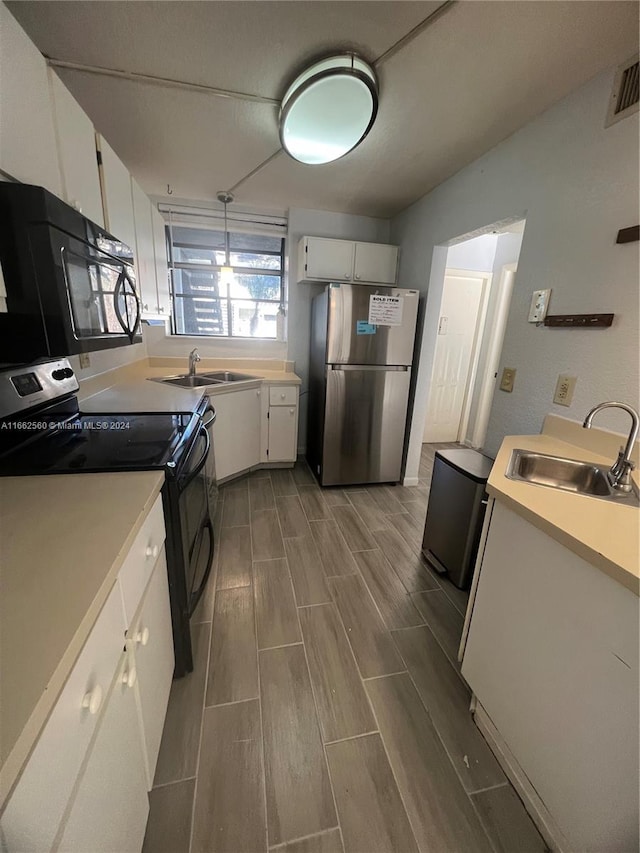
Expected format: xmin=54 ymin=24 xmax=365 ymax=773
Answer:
xmin=355 ymin=274 xmax=361 ymax=280
xmin=122 ymin=666 xmax=137 ymax=688
xmin=135 ymin=627 xmax=150 ymax=646
xmin=344 ymin=274 xmax=350 ymax=279
xmin=257 ymin=390 xmax=261 ymax=396
xmin=82 ymin=684 xmax=103 ymax=715
xmin=145 ymin=543 xmax=159 ymax=560
xmin=289 ymin=409 xmax=294 ymax=415
xmin=280 ymin=393 xmax=286 ymax=399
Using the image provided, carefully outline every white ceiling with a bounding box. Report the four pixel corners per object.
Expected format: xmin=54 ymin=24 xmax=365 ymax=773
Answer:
xmin=8 ymin=1 xmax=639 ymax=218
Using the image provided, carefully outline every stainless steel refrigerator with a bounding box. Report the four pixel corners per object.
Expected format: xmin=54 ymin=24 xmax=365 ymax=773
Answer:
xmin=307 ymin=283 xmax=420 ymax=486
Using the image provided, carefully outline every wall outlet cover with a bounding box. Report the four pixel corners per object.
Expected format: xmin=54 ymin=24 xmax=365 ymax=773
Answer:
xmin=500 ymin=367 xmax=516 ymax=393
xmin=553 ymin=374 xmax=577 ymax=406
xmin=528 ymin=289 xmax=551 ymax=323
xmin=79 ymin=352 xmax=91 ymax=369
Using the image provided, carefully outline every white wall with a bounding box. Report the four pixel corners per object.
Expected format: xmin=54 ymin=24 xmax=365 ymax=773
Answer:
xmin=287 ymin=208 xmax=390 ymax=449
xmin=144 ymin=322 xmax=287 ymax=361
xmin=392 ymin=67 xmax=639 ymax=480
xmin=446 ymin=234 xmax=498 ymax=272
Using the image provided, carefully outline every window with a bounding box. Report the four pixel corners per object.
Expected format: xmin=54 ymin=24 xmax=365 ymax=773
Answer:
xmin=168 ymin=225 xmax=285 ymax=339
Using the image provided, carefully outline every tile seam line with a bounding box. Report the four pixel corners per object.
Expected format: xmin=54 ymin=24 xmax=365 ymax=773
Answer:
xmin=188 ymin=618 xmax=214 ymax=853
xmin=268 ymin=825 xmax=341 ymax=851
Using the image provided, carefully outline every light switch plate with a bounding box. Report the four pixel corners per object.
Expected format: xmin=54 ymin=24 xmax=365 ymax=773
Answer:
xmin=553 ymin=374 xmax=577 ymax=406
xmin=528 ymin=289 xmax=551 ymax=323
xmin=500 ymin=367 xmax=516 ymax=392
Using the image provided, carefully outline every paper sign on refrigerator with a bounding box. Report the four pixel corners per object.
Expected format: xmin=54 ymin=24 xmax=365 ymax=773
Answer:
xmin=368 ymin=295 xmax=404 ymax=326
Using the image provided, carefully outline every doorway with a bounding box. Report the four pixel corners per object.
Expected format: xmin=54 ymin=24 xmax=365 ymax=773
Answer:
xmin=421 ymin=223 xmax=525 ymax=453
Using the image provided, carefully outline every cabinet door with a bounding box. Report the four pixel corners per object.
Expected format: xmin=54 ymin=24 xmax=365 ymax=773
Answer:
xmin=131 ymin=180 xmax=157 ymax=315
xmin=57 ymin=652 xmax=149 ymax=853
xmin=97 ymin=134 xmax=137 ymax=251
xmin=268 ymin=406 xmax=298 ymax=462
xmin=212 ymin=389 xmax=261 ymax=480
xmin=129 ymin=551 xmax=174 ymax=788
xmin=151 ymin=206 xmax=171 ymax=316
xmin=0 ymin=582 xmax=125 ymax=853
xmin=353 ymin=242 xmax=398 ymax=284
xmin=0 ymin=4 xmax=62 ymax=195
xmin=48 ymin=70 xmax=104 ymax=227
xmin=304 ymin=237 xmax=355 ymax=282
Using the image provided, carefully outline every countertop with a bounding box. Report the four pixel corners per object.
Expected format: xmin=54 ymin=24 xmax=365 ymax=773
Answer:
xmin=0 ymin=471 xmax=164 ymax=805
xmin=488 ymin=433 xmax=639 ymax=595
xmin=80 ymin=366 xmax=301 ymax=412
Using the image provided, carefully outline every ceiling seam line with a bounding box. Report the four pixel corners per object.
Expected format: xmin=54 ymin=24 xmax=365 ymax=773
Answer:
xmin=226 ymin=149 xmax=284 ymax=194
xmin=45 ymin=57 xmax=280 ymax=106
xmin=373 ymin=0 xmax=457 ymax=67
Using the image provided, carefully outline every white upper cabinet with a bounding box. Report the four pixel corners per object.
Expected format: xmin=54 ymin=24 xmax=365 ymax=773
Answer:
xmin=0 ymin=4 xmax=62 ymax=195
xmin=297 ymin=236 xmax=398 ymax=285
xmin=353 ymin=241 xmax=398 ymax=284
xmin=96 ymin=134 xmax=137 ymax=252
xmin=151 ymin=206 xmax=171 ymax=316
xmin=301 ymin=236 xmax=355 ymax=282
xmin=131 ymin=179 xmax=157 ymax=314
xmin=48 ymin=70 xmax=104 ymax=226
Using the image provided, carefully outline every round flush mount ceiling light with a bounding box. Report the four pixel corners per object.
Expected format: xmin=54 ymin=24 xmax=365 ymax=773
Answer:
xmin=279 ymin=54 xmax=379 ymax=165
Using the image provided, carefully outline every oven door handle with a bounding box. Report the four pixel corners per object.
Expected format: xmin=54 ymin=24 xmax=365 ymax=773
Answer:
xmin=189 ymin=518 xmax=215 ymax=616
xmin=179 ymin=424 xmax=211 ymax=491
xmin=201 ymin=406 xmax=216 ymax=428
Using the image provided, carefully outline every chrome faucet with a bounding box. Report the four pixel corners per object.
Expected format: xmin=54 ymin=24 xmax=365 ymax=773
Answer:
xmin=188 ymin=348 xmax=201 ymax=377
xmin=583 ymin=402 xmax=639 ymax=493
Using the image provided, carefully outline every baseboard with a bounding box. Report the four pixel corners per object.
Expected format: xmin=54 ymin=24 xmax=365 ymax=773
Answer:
xmin=402 ymin=476 xmax=419 ymax=486
xmin=473 ymin=701 xmax=570 ymax=853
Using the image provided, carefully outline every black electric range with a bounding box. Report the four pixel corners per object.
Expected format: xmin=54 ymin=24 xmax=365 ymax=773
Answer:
xmin=0 ymin=359 xmax=217 ymax=677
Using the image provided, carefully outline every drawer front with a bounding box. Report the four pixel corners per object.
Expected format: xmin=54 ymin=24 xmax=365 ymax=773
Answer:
xmin=118 ymin=494 xmax=166 ymax=626
xmin=1 ymin=582 xmax=125 ymax=852
xmin=269 ymin=385 xmax=297 ymax=407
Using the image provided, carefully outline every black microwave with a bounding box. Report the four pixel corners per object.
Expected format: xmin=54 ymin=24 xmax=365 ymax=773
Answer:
xmin=0 ymin=183 xmax=141 ymax=364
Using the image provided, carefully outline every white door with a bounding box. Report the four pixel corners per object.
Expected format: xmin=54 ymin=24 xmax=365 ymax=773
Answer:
xmin=305 ymin=237 xmax=355 ymax=281
xmin=268 ymin=406 xmax=298 ymax=462
xmin=57 ymin=652 xmax=149 ymax=853
xmin=97 ymin=134 xmax=136 ymax=250
xmin=212 ymin=388 xmax=261 ymax=480
xmin=151 ymin=207 xmax=170 ymax=316
xmin=131 ymin=181 xmax=157 ymax=314
xmin=423 ymin=272 xmax=485 ymax=443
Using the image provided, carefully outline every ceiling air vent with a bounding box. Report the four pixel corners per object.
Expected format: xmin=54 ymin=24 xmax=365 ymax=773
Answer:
xmin=605 ymin=55 xmax=639 ymax=127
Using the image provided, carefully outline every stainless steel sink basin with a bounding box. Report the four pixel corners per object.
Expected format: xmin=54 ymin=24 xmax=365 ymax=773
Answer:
xmin=506 ymin=449 xmax=639 ymax=504
xmin=149 ymin=374 xmax=221 ymax=388
xmin=200 ymin=371 xmax=259 ymax=382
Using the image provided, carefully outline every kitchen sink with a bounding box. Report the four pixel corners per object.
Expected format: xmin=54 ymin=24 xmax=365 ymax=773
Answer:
xmin=149 ymin=375 xmax=222 ymax=388
xmin=200 ymin=371 xmax=260 ymax=382
xmin=506 ymin=449 xmax=639 ymax=504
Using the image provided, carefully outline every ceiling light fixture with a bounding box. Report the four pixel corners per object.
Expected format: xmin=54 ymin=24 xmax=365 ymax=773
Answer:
xmin=216 ymin=190 xmax=235 ymax=286
xmin=279 ymin=54 xmax=379 ymax=165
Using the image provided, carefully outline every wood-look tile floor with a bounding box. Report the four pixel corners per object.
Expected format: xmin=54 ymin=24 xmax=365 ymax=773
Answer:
xmin=143 ymin=444 xmax=548 ymax=853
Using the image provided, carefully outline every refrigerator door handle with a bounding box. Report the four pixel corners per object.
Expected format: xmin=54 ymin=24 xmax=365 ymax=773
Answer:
xmin=328 ymin=364 xmax=409 ymax=372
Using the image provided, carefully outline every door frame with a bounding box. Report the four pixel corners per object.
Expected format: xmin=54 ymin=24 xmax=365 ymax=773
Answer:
xmin=422 ymin=267 xmax=492 ymax=444
xmin=469 ymin=263 xmax=517 ymax=449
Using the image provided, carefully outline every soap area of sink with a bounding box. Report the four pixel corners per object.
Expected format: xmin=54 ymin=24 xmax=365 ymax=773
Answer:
xmin=506 ymin=448 xmax=639 ymax=505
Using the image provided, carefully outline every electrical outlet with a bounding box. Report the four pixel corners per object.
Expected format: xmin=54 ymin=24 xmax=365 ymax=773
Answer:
xmin=528 ymin=289 xmax=551 ymax=323
xmin=499 ymin=367 xmax=516 ymax=392
xmin=79 ymin=352 xmax=91 ymax=369
xmin=553 ymin=374 xmax=577 ymax=406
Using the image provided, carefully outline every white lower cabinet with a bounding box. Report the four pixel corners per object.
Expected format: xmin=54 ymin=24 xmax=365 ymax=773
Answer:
xmin=128 ymin=551 xmax=174 ymax=788
xmin=1 ymin=494 xmax=172 ymax=853
xmin=211 ymin=387 xmax=261 ymax=481
xmin=461 ymin=501 xmax=639 ymax=852
xmin=57 ymin=652 xmax=149 ymax=853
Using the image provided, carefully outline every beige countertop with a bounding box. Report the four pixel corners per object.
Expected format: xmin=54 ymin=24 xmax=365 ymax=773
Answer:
xmin=489 ymin=433 xmax=639 ymax=595
xmin=80 ymin=364 xmax=301 ymax=412
xmin=0 ymin=471 xmax=164 ymax=806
